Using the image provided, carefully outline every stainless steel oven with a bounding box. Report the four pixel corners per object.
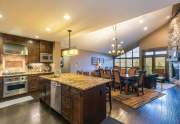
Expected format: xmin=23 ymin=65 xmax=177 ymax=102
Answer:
xmin=3 ymin=76 xmax=28 ymax=98
xmin=40 ymin=53 xmax=53 ymax=63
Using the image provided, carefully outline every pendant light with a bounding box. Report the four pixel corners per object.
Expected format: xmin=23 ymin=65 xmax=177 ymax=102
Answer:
xmin=62 ymin=30 xmax=79 ymax=56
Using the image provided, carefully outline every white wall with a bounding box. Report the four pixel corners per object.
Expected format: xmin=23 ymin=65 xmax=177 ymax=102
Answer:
xmin=61 ymin=50 xmax=113 ymax=73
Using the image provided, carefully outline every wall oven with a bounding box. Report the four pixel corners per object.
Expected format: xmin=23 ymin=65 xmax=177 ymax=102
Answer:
xmin=40 ymin=53 xmax=53 ymax=63
xmin=3 ymin=76 xmax=28 ymax=98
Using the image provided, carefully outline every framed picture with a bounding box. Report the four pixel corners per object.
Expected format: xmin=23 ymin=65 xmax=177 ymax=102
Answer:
xmin=99 ymin=58 xmax=104 ymax=64
xmin=91 ymin=57 xmax=98 ymax=65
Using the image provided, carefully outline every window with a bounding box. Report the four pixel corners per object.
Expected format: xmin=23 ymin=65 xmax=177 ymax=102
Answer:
xmin=155 ymin=50 xmax=167 ymax=55
xmin=145 ymin=57 xmax=153 ymax=74
xmin=115 ymin=59 xmax=120 ymax=66
xmin=133 ymin=58 xmax=139 ymax=67
xmin=126 ymin=50 xmax=132 ymax=58
xmin=115 ymin=47 xmax=140 ymax=69
xmin=155 ymin=57 xmax=165 ymax=69
xmin=145 ymin=51 xmax=153 ymax=56
xmin=121 ymin=59 xmax=126 ymax=67
xmin=127 ymin=59 xmax=132 ymax=67
xmin=133 ymin=47 xmax=139 ymax=57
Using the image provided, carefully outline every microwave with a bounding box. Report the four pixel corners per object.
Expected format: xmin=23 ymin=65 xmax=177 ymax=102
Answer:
xmin=40 ymin=53 xmax=53 ymax=63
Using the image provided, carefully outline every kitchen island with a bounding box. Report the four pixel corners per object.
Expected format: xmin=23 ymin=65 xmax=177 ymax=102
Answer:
xmin=39 ymin=73 xmax=111 ymax=124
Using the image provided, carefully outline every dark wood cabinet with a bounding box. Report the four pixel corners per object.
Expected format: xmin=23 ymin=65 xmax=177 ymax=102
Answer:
xmin=0 ymin=77 xmax=3 ymax=98
xmin=40 ymin=41 xmax=53 ymax=54
xmin=61 ymin=85 xmax=73 ymax=121
xmin=27 ymin=40 xmax=40 ymax=63
xmin=28 ymin=75 xmax=40 ymax=92
xmin=61 ymin=84 xmax=106 ymax=124
xmin=39 ymin=78 xmax=51 ymax=106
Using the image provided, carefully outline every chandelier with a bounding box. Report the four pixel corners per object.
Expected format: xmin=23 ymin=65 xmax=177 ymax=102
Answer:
xmin=108 ymin=25 xmax=124 ymax=56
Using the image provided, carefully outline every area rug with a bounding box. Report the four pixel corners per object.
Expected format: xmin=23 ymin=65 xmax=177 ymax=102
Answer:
xmin=112 ymin=89 xmax=164 ymax=109
xmin=0 ymin=96 xmax=34 ymax=109
xmin=101 ymin=117 xmax=123 ymax=124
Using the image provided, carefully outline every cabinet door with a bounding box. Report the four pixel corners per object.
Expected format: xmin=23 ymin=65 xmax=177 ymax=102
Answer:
xmin=39 ymin=78 xmax=51 ymax=105
xmin=28 ymin=75 xmax=40 ymax=92
xmin=0 ymin=36 xmax=3 ymax=63
xmin=61 ymin=85 xmax=72 ymax=121
xmin=40 ymin=41 xmax=53 ymax=54
xmin=27 ymin=40 xmax=40 ymax=63
xmin=71 ymin=89 xmax=82 ymax=124
xmin=40 ymin=78 xmax=46 ymax=102
xmin=0 ymin=77 xmax=3 ymax=98
xmin=45 ymin=80 xmax=51 ymax=106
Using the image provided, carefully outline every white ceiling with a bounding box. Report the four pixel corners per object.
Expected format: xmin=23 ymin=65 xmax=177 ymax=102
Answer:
xmin=0 ymin=0 xmax=179 ymax=53
xmin=64 ymin=6 xmax=173 ymax=53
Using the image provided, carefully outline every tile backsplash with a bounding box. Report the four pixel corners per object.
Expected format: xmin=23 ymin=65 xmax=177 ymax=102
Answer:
xmin=27 ymin=63 xmax=51 ymax=72
xmin=1 ymin=54 xmax=51 ymax=73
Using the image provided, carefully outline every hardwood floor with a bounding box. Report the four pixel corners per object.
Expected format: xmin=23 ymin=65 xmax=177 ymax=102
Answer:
xmin=0 ymin=86 xmax=179 ymax=124
xmin=108 ymin=86 xmax=180 ymax=124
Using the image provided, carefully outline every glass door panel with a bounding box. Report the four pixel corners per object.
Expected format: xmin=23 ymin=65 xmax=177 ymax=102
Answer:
xmin=155 ymin=57 xmax=165 ymax=69
xmin=145 ymin=57 xmax=152 ymax=74
xmin=155 ymin=57 xmax=166 ymax=75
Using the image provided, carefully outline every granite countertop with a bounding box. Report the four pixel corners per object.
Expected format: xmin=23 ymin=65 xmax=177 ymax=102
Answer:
xmin=0 ymin=72 xmax=54 ymax=77
xmin=40 ymin=73 xmax=111 ymax=91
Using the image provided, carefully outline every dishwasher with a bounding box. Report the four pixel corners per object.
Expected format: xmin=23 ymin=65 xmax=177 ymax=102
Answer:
xmin=50 ymin=81 xmax=61 ymax=114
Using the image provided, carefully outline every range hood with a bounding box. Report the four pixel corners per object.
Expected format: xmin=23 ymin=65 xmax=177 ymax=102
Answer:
xmin=3 ymin=43 xmax=28 ymax=55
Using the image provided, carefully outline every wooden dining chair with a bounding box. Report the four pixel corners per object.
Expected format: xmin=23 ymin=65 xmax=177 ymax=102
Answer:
xmin=91 ymin=71 xmax=99 ymax=77
xmin=128 ymin=67 xmax=137 ymax=76
xmin=83 ymin=72 xmax=89 ymax=76
xmin=113 ymin=70 xmax=125 ymax=93
xmin=120 ymin=68 xmax=126 ymax=75
xmin=77 ymin=70 xmax=83 ymax=75
xmin=99 ymin=69 xmax=112 ymax=110
xmin=131 ymin=72 xmax=145 ymax=96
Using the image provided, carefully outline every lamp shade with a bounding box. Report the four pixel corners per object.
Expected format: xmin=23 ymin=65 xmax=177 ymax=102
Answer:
xmin=62 ymin=48 xmax=79 ymax=56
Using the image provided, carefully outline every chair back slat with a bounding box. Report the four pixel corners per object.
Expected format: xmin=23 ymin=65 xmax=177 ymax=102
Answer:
xmin=113 ymin=70 xmax=121 ymax=83
xmin=128 ymin=67 xmax=136 ymax=75
xmin=139 ymin=73 xmax=145 ymax=86
xmin=120 ymin=68 xmax=126 ymax=75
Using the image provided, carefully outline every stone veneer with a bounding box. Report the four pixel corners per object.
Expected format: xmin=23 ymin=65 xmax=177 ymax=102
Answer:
xmin=168 ymin=13 xmax=180 ymax=49
xmin=168 ymin=12 xmax=180 ymax=82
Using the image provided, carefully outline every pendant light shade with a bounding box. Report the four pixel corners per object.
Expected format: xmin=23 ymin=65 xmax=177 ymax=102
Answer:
xmin=62 ymin=48 xmax=79 ymax=56
xmin=62 ymin=30 xmax=79 ymax=56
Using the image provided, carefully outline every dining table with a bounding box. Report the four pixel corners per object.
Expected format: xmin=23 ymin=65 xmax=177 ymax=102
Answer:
xmin=120 ymin=74 xmax=140 ymax=95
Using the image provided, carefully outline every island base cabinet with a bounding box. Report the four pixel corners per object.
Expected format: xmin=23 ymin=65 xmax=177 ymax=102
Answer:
xmin=82 ymin=85 xmax=106 ymax=124
xmin=40 ymin=80 xmax=107 ymax=124
xmin=61 ymin=84 xmax=106 ymax=124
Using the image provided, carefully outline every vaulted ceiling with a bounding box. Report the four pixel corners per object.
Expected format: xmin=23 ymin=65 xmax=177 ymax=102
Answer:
xmin=0 ymin=0 xmax=179 ymax=53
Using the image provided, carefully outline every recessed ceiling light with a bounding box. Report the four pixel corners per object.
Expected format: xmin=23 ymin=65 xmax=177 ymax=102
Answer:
xmin=45 ymin=27 xmax=51 ymax=32
xmin=35 ymin=35 xmax=39 ymax=39
xmin=166 ymin=15 xmax=170 ymax=19
xmin=143 ymin=26 xmax=148 ymax=31
xmin=120 ymin=41 xmax=124 ymax=44
xmin=28 ymin=40 xmax=33 ymax=44
xmin=0 ymin=14 xmax=3 ymax=19
xmin=64 ymin=14 xmax=71 ymax=21
xmin=139 ymin=20 xmax=144 ymax=24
